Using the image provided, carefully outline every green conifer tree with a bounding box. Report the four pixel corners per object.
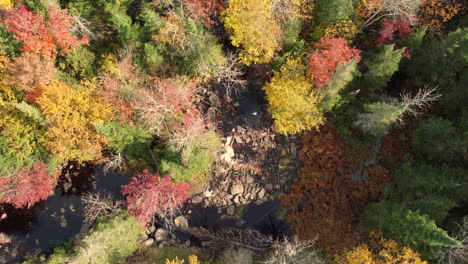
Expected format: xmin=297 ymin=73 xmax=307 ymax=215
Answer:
xmin=362 ymin=45 xmax=404 ymax=93
xmin=361 ymin=201 xmax=462 ymax=259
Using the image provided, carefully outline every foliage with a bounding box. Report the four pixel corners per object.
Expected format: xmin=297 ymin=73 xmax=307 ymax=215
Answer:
xmin=405 ymin=27 xmax=468 ymax=88
xmin=0 ymin=96 xmax=48 ymax=175
xmin=336 ymin=232 xmax=427 ymax=264
xmin=184 ymin=0 xmax=225 ymax=26
xmin=361 ymin=201 xmax=462 ymax=259
xmin=362 ymin=45 xmax=404 ymax=92
xmin=222 ymin=0 xmax=281 ymax=65
xmin=95 ymin=121 xmax=153 ymax=169
xmin=387 ymin=158 xmax=463 ymax=223
xmin=264 ymin=57 xmax=324 ymax=135
xmin=314 ymin=0 xmax=354 ymax=25
xmin=0 ymin=0 xmax=13 ymax=9
xmin=418 ymin=0 xmax=464 ymax=33
xmin=160 ymin=132 xmax=220 ymax=190
xmin=123 ymin=246 xmax=201 ymax=264
xmin=103 ymin=2 xmax=141 ymax=46
xmin=3 ymin=53 xmax=56 ymax=90
xmin=2 ymin=6 xmax=89 ymax=59
xmin=281 ymin=125 xmax=392 ymax=252
xmin=46 ymin=210 xmax=141 ymax=264
xmin=306 ymin=36 xmax=361 ymax=88
xmin=354 ymin=102 xmax=406 ymax=138
xmin=58 ymin=46 xmax=96 ymax=80
xmin=36 ymin=80 xmax=113 ymax=162
xmin=359 ymin=0 xmax=422 ymax=28
xmin=121 ymin=170 xmax=190 ymax=225
xmin=324 ymin=20 xmax=359 ymax=41
xmin=411 ymin=117 xmax=466 ymax=163
xmin=0 ymin=162 xmax=56 ymax=208
xmin=0 ymin=24 xmax=21 ymax=56
xmin=320 ymin=58 xmax=360 ymax=112
xmin=165 ymin=255 xmax=200 ymax=264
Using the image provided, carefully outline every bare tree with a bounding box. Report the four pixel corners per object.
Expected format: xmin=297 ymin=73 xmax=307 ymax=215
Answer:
xmin=215 ymin=52 xmax=247 ymax=99
xmin=263 ymin=237 xmax=326 ymax=264
xmin=103 ymin=152 xmax=126 ymax=173
xmin=361 ymin=0 xmax=422 ymax=29
xmin=439 ymin=217 xmax=468 ymax=264
xmin=81 ymin=192 xmax=121 ymax=224
xmin=71 ymin=16 xmax=96 ymax=40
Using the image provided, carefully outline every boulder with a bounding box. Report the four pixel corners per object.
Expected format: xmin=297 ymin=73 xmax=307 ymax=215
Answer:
xmin=174 ymin=216 xmax=188 ymax=229
xmin=227 ymin=205 xmax=235 ymax=216
xmin=230 ymin=184 xmax=244 ymax=196
xmin=155 ymin=228 xmax=169 ymax=242
xmin=143 ymin=238 xmax=154 ymax=246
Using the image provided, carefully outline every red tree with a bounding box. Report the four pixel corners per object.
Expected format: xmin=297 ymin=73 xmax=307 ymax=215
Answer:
xmin=121 ymin=170 xmax=190 ymax=225
xmin=306 ymin=37 xmax=361 ymax=88
xmin=184 ymin=0 xmax=226 ymax=26
xmin=377 ymin=18 xmax=413 ymax=57
xmin=2 ymin=6 xmax=88 ymax=59
xmin=0 ymin=162 xmax=57 ymax=208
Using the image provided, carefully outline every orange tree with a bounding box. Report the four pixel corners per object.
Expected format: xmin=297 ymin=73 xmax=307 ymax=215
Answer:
xmin=336 ymin=232 xmax=428 ymax=264
xmin=281 ymin=124 xmax=393 ymax=253
xmin=36 ymin=80 xmax=113 ymax=162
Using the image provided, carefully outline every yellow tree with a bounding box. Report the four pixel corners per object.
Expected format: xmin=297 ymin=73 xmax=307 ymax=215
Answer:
xmin=36 ymin=81 xmax=113 ymax=162
xmin=264 ymin=58 xmax=324 ymax=135
xmin=336 ymin=232 xmax=428 ymax=264
xmin=222 ymin=0 xmax=281 ymax=65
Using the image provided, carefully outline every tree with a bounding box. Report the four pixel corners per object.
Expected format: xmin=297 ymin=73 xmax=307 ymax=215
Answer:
xmin=361 ymin=201 xmax=462 ymax=259
xmin=0 ymin=0 xmax=13 ymax=9
xmin=2 ymin=6 xmax=89 ymax=59
xmin=362 ymin=45 xmax=404 ymax=92
xmin=411 ymin=117 xmax=465 ymax=163
xmin=263 ymin=239 xmax=326 ymax=264
xmin=0 ymin=162 xmax=56 ymax=208
xmin=387 ymin=158 xmax=463 ymax=223
xmin=184 ymin=0 xmax=225 ymax=26
xmin=121 ymin=170 xmax=190 ymax=225
xmin=95 ymin=121 xmax=153 ymax=170
xmin=320 ymin=58 xmax=360 ymax=112
xmin=314 ymin=0 xmax=354 ymax=25
xmin=418 ymin=0 xmax=464 ymax=34
xmin=44 ymin=210 xmax=141 ymax=264
xmin=264 ymin=57 xmax=324 ymax=135
xmin=336 ymin=232 xmax=428 ymax=264
xmin=306 ymin=36 xmax=361 ymax=88
xmin=36 ymin=80 xmax=113 ymax=162
xmin=355 ymin=89 xmax=440 ymax=137
xmin=0 ymin=96 xmax=48 ymax=175
xmin=3 ymin=53 xmax=56 ymax=90
xmin=360 ymin=0 xmax=423 ymax=28
xmin=222 ymin=0 xmax=282 ymax=65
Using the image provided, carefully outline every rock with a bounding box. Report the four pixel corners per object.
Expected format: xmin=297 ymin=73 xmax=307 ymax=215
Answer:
xmin=265 ymin=184 xmax=273 ymax=191
xmin=222 ymin=145 xmax=235 ymax=164
xmin=146 ymin=225 xmax=156 ymax=235
xmin=245 ymin=176 xmax=255 ymax=184
xmin=143 ymin=238 xmax=154 ymax=246
xmin=0 ymin=233 xmax=11 ymax=244
xmin=63 ymin=182 xmax=72 ymax=192
xmin=204 ymin=189 xmax=214 ymax=197
xmin=137 ymin=235 xmax=148 ymax=243
xmin=257 ymin=188 xmax=266 ymax=199
xmin=225 ymin=136 xmax=233 ymax=145
xmin=155 ymin=228 xmax=169 ymax=242
xmin=234 ymin=134 xmax=243 ymax=144
xmin=174 ymin=216 xmax=188 ymax=229
xmin=191 ymin=195 xmax=203 ymax=204
xmin=233 ymin=195 xmax=240 ymax=204
xmin=230 ymin=184 xmax=244 ymax=196
xmin=227 ymin=205 xmax=235 ymax=215
xmin=255 ymin=198 xmax=267 ymax=206
xmin=209 ymin=93 xmax=220 ymax=106
xmin=184 ymin=240 xmax=191 ymax=247
xmin=218 ymin=207 xmax=223 ymax=214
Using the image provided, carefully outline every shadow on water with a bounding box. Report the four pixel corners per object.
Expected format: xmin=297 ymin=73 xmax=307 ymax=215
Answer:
xmin=0 ymin=166 xmax=133 ymax=263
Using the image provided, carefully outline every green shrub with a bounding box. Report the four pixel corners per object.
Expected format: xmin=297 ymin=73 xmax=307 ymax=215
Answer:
xmin=44 ymin=210 xmax=141 ymax=264
xmin=314 ymin=0 xmax=354 ymax=25
xmin=58 ymin=46 xmax=96 ymax=80
xmin=95 ymin=121 xmax=153 ymax=169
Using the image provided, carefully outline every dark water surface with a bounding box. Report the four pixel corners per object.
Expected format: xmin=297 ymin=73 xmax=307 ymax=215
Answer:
xmin=0 ymin=167 xmax=133 ymax=263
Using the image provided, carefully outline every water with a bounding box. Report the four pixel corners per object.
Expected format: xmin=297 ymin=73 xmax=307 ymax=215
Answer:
xmin=0 ymin=166 xmax=133 ymax=263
